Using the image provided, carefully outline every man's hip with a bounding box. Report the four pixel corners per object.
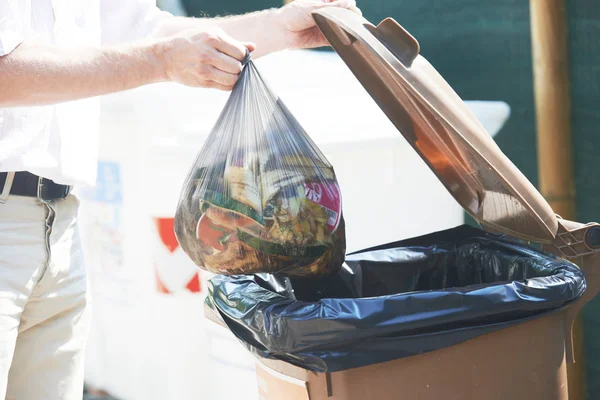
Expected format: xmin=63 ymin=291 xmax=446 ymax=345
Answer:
xmin=0 ymin=186 xmax=90 ymax=400
xmin=0 ymin=171 xmax=72 ymax=203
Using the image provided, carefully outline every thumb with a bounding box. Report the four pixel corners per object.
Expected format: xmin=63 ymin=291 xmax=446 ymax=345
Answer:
xmin=323 ymin=0 xmax=362 ymax=15
xmin=244 ymin=42 xmax=257 ymax=54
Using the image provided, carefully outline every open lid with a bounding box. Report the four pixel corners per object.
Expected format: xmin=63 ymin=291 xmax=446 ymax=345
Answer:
xmin=313 ymin=7 xmax=558 ymax=243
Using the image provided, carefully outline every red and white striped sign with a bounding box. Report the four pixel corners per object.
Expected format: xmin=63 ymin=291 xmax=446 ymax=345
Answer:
xmin=153 ymin=217 xmax=201 ymax=294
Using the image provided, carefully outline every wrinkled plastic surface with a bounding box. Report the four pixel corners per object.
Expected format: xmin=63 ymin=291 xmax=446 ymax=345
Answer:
xmin=175 ymin=57 xmax=346 ymax=277
xmin=206 ymin=225 xmax=585 ymax=372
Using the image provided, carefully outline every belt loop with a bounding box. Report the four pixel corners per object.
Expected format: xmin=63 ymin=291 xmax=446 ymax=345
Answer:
xmin=36 ymin=176 xmax=48 ymax=204
xmin=0 ymin=172 xmax=15 ymax=203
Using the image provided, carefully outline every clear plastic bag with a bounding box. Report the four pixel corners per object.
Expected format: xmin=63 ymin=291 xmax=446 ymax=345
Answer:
xmin=175 ymin=56 xmax=346 ymax=277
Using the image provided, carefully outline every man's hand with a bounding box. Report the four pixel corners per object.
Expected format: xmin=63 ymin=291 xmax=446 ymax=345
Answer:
xmin=159 ymin=27 xmax=255 ymax=90
xmin=276 ymin=0 xmax=361 ymax=49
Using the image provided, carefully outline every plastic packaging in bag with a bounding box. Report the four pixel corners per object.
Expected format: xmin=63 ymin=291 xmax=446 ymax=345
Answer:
xmin=206 ymin=225 xmax=585 ymax=372
xmin=175 ymin=56 xmax=346 ymax=277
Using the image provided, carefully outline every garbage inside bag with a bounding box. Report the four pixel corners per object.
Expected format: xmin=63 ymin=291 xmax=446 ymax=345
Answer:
xmin=206 ymin=225 xmax=585 ymax=372
xmin=175 ymin=56 xmax=346 ymax=277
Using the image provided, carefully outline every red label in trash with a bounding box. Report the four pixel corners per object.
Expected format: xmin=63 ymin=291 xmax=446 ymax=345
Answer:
xmin=303 ymin=182 xmax=341 ymax=232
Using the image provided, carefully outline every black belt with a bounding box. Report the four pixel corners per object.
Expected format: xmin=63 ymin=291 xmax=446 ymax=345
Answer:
xmin=0 ymin=172 xmax=71 ymax=201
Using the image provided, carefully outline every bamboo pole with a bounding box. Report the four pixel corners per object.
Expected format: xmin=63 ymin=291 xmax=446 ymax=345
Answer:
xmin=529 ymin=1 xmax=584 ymax=399
xmin=530 ymin=0 xmax=575 ymax=217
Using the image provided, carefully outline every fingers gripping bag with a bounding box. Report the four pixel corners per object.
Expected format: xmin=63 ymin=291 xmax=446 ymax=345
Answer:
xmin=174 ymin=55 xmax=346 ymax=277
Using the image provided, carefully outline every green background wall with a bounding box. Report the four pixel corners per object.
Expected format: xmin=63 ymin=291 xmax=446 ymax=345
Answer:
xmin=568 ymin=4 xmax=600 ymax=396
xmin=181 ymin=1 xmax=600 ymax=397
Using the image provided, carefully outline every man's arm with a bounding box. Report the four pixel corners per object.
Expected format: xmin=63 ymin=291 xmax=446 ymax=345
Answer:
xmin=0 ymin=0 xmax=360 ymax=108
xmin=0 ymin=42 xmax=162 ymax=107
xmin=155 ymin=0 xmax=360 ymax=58
xmin=0 ymin=28 xmax=250 ymax=108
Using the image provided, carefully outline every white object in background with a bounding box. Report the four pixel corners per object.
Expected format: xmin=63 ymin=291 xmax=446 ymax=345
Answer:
xmin=157 ymin=0 xmax=187 ymax=16
xmin=463 ymin=100 xmax=510 ymax=138
xmin=80 ymin=49 xmax=512 ymax=400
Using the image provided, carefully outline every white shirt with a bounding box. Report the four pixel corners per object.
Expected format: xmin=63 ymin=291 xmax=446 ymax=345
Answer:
xmin=0 ymin=0 xmax=173 ymax=186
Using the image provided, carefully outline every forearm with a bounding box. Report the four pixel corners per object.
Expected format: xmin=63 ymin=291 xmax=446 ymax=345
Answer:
xmin=156 ymin=10 xmax=288 ymax=58
xmin=0 ymin=40 xmax=166 ymax=107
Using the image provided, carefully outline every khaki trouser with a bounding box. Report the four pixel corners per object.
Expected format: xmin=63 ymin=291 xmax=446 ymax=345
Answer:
xmin=0 ymin=179 xmax=90 ymax=400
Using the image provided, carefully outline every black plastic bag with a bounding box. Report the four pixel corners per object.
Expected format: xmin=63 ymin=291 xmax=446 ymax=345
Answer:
xmin=206 ymin=225 xmax=585 ymax=372
xmin=175 ymin=56 xmax=345 ymax=277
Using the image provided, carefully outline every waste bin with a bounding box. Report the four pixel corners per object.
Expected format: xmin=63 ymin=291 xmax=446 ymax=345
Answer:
xmin=203 ymin=8 xmax=600 ymax=400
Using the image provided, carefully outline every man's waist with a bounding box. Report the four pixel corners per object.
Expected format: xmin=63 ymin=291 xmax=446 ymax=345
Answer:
xmin=0 ymin=172 xmax=72 ymax=201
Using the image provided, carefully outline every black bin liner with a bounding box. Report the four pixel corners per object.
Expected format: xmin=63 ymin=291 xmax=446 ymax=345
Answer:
xmin=206 ymin=225 xmax=585 ymax=372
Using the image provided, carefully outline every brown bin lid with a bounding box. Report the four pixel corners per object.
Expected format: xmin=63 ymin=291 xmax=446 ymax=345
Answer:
xmin=313 ymin=7 xmax=558 ymax=243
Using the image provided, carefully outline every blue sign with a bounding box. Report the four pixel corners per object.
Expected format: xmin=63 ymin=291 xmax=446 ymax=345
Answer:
xmin=84 ymin=161 xmax=123 ymax=205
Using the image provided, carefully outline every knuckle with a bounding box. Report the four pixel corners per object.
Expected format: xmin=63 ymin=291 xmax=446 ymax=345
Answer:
xmin=205 ymin=34 xmax=218 ymax=45
xmin=196 ymin=64 xmax=211 ymax=78
xmin=197 ymin=51 xmax=213 ymax=63
xmin=206 ymin=28 xmax=223 ymax=43
xmin=198 ymin=79 xmax=213 ymax=88
xmin=226 ymin=74 xmax=238 ymax=85
xmin=218 ymin=82 xmax=233 ymax=91
xmin=198 ymin=30 xmax=219 ymax=45
xmin=234 ymin=42 xmax=246 ymax=54
xmin=173 ymin=36 xmax=191 ymax=48
xmin=206 ymin=81 xmax=224 ymax=90
xmin=228 ymin=60 xmax=243 ymax=73
xmin=194 ymin=31 xmax=209 ymax=41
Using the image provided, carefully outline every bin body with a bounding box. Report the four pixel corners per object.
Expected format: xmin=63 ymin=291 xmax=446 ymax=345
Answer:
xmin=255 ymin=311 xmax=570 ymax=400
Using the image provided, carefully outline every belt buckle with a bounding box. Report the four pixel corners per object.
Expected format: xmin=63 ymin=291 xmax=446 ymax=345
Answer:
xmin=37 ymin=176 xmax=71 ymax=202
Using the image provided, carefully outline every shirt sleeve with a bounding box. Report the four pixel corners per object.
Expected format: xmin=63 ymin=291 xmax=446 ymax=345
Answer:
xmin=100 ymin=0 xmax=174 ymax=45
xmin=0 ymin=1 xmax=25 ymax=56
